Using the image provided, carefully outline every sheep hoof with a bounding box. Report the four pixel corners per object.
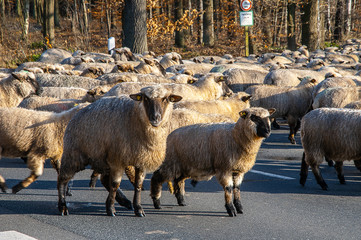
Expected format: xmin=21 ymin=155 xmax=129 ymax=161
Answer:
xmin=58 ymin=201 xmax=69 ymax=216
xmin=0 ymin=183 xmax=8 ymax=193
xmin=272 ymin=121 xmax=280 ymax=129
xmin=288 ymin=136 xmax=296 ymax=144
xmin=152 ymin=198 xmax=162 ymax=209
xmin=233 ymin=200 xmax=243 ymax=214
xmin=66 ymin=189 xmax=73 ymax=196
xmin=338 ymin=176 xmax=346 ymax=184
xmin=12 ymin=184 xmax=23 ymax=194
xmin=299 ymin=175 xmax=307 ymax=186
xmin=225 ymin=203 xmax=237 ymax=217
xmin=134 ymin=206 xmax=146 ymax=217
xmin=176 ymin=195 xmax=186 ymax=206
xmin=106 ymin=210 xmax=116 ymax=217
xmin=319 ymin=182 xmax=328 ymax=190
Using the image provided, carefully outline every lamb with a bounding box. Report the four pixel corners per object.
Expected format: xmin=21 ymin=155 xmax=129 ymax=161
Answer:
xmin=150 ymin=107 xmax=275 ymax=217
xmin=0 ymin=71 xmax=40 ymax=107
xmin=245 ymin=77 xmax=317 ymax=144
xmin=312 ymin=87 xmax=361 ymax=109
xmin=300 ymin=108 xmax=361 ymax=190
xmin=0 ymin=103 xmax=90 ymax=194
xmin=57 ymin=85 xmax=182 ymax=217
xmin=174 ymin=92 xmax=251 ymax=122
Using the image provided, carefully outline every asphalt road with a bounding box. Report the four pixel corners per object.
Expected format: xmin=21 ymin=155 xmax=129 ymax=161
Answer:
xmin=0 ymin=123 xmax=360 ymax=240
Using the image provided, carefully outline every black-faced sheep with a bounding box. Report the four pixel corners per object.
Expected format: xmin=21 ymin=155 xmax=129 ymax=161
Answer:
xmin=245 ymin=77 xmax=317 ymax=144
xmin=0 ymin=103 xmax=89 ymax=194
xmin=150 ymin=107 xmax=275 ymax=217
xmin=57 ymin=85 xmax=182 ymax=217
xmin=300 ymin=108 xmax=361 ymax=190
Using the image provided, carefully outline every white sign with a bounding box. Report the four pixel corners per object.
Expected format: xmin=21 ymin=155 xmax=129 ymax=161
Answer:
xmin=108 ymin=37 xmax=115 ymax=54
xmin=240 ymin=11 xmax=253 ymax=26
xmin=240 ymin=0 xmax=252 ymax=11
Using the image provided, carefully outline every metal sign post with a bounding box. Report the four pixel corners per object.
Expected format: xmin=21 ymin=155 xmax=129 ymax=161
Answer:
xmin=239 ymin=0 xmax=253 ymax=57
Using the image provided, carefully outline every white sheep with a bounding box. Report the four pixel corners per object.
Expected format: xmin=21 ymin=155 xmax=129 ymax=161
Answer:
xmin=0 ymin=103 xmax=89 ymax=194
xmin=150 ymin=107 xmax=275 ymax=217
xmin=18 ymin=96 xmax=85 ymax=113
xmin=300 ymin=108 xmax=361 ymax=190
xmin=57 ymin=85 xmax=182 ymax=217
xmin=312 ymin=86 xmax=361 ymax=109
xmin=0 ymin=71 xmax=40 ymax=107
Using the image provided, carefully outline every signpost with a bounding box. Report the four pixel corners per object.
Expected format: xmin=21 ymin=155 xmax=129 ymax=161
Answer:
xmin=239 ymin=0 xmax=253 ymax=57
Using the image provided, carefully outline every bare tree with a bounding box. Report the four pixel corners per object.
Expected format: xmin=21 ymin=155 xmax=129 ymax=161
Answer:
xmin=345 ymin=0 xmax=352 ymax=38
xmin=301 ymin=0 xmax=319 ymax=51
xmin=287 ymin=0 xmax=297 ymax=50
xmin=122 ymin=0 xmax=148 ymax=53
xmin=175 ymin=0 xmax=185 ymax=47
xmin=21 ymin=0 xmax=30 ymax=41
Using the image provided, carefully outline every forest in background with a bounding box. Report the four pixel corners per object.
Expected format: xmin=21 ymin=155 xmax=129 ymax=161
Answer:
xmin=0 ymin=0 xmax=359 ymax=68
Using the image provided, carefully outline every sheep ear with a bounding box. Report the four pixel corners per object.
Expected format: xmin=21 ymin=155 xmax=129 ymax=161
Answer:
xmin=144 ymin=58 xmax=153 ymax=65
xmin=310 ymin=78 xmax=317 ymax=84
xmin=87 ymin=89 xmax=95 ymax=96
xmin=130 ymin=93 xmax=143 ymax=101
xmin=268 ymin=108 xmax=276 ymax=115
xmin=297 ymin=76 xmax=303 ymax=81
xmin=241 ymin=95 xmax=252 ymax=102
xmin=215 ymin=75 xmax=226 ymax=83
xmin=168 ymin=95 xmax=182 ymax=103
xmin=187 ymin=78 xmax=196 ymax=84
xmin=239 ymin=111 xmax=248 ymax=119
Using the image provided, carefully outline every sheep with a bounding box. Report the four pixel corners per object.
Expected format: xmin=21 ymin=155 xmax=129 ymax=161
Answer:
xmin=18 ymin=96 xmax=85 ymax=113
xmin=223 ymin=68 xmax=268 ymax=92
xmin=150 ymin=107 xmax=275 ymax=217
xmin=159 ymin=52 xmax=183 ymax=69
xmin=166 ymin=63 xmax=215 ymax=76
xmin=0 ymin=71 xmax=40 ymax=107
xmin=79 ymin=66 xmax=106 ymax=78
xmin=312 ymin=77 xmax=358 ymax=100
xmin=0 ymin=103 xmax=90 ymax=194
xmin=57 ymin=85 xmax=182 ymax=217
xmin=38 ymin=87 xmax=89 ymax=100
xmin=105 ymin=73 xmax=231 ymax=101
xmin=111 ymin=47 xmax=136 ymax=61
xmin=312 ymin=87 xmax=361 ymax=109
xmin=71 ymin=62 xmax=115 ymax=73
xmin=134 ymin=58 xmax=166 ymax=76
xmin=35 ymin=73 xmax=107 ymax=89
xmin=300 ymin=108 xmax=361 ymax=190
xmin=246 ymin=77 xmax=317 ymax=144
xmin=174 ymin=92 xmax=252 ymax=122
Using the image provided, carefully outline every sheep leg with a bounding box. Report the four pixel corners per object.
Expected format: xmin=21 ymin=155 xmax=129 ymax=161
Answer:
xmin=310 ymin=163 xmax=328 ymax=190
xmin=271 ymin=118 xmax=280 ymax=129
xmin=150 ymin=169 xmax=167 ymax=209
xmin=287 ymin=116 xmax=299 ymax=144
xmin=100 ymin=174 xmax=132 ymax=210
xmin=353 ymin=159 xmax=361 ymax=172
xmin=133 ymin=167 xmax=146 ymax=217
xmin=300 ymin=152 xmax=309 ymax=186
xmin=89 ymin=170 xmax=100 ymax=188
xmin=232 ymin=172 xmax=244 ymax=214
xmin=334 ymin=161 xmax=345 ymax=184
xmin=12 ymin=157 xmax=44 ymax=194
xmin=325 ymin=157 xmax=334 ymax=167
xmin=57 ymin=174 xmax=74 ymax=216
xmin=174 ymin=176 xmax=186 ymax=206
xmin=0 ymin=175 xmax=8 ymax=193
xmin=218 ymin=174 xmax=236 ymax=217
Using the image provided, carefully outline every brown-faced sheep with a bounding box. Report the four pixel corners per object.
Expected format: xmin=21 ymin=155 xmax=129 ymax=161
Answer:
xmin=159 ymin=52 xmax=183 ymax=69
xmin=174 ymin=92 xmax=251 ymax=122
xmin=0 ymin=71 xmax=40 ymax=107
xmin=300 ymin=108 xmax=361 ymax=190
xmin=150 ymin=107 xmax=275 ymax=217
xmin=0 ymin=103 xmax=89 ymax=194
xmin=245 ymin=77 xmax=317 ymax=144
xmin=57 ymin=85 xmax=182 ymax=217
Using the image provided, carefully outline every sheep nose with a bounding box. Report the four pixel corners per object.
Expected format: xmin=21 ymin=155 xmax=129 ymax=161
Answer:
xmin=149 ymin=113 xmax=162 ymax=127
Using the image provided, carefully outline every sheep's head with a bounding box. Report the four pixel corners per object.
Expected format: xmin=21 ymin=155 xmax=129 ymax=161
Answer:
xmin=238 ymin=108 xmax=275 ymax=139
xmin=130 ymin=86 xmax=182 ymax=127
xmin=11 ymin=70 xmax=40 ymax=95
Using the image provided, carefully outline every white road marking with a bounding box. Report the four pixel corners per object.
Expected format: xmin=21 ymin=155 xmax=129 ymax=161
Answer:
xmin=0 ymin=231 xmax=37 ymax=240
xmin=250 ymin=170 xmax=295 ymax=180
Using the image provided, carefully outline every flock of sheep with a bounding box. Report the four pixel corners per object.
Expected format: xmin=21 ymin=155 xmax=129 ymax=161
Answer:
xmin=0 ymin=39 xmax=361 ymax=217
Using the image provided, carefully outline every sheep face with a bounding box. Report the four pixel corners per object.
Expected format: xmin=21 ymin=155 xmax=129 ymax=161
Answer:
xmin=130 ymin=87 xmax=182 ymax=127
xmin=239 ymin=108 xmax=275 ymax=138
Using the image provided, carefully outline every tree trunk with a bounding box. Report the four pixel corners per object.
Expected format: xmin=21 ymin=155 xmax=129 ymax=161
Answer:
xmin=106 ymin=0 xmax=111 ymax=38
xmin=122 ymin=0 xmax=148 ymax=54
xmin=213 ymin=0 xmax=219 ymax=41
xmin=203 ymin=0 xmax=214 ymax=47
xmin=198 ymin=0 xmax=203 ymax=44
xmin=287 ymin=1 xmax=296 ymax=50
xmin=0 ymin=0 xmax=5 ymax=23
xmin=333 ymin=0 xmax=343 ymax=41
xmin=301 ymin=0 xmax=318 ymax=51
xmin=81 ymin=0 xmax=88 ymax=34
xmin=175 ymin=0 xmax=185 ymax=48
xmin=43 ymin=0 xmax=55 ymax=46
xmin=22 ymin=0 xmax=30 ymax=41
xmin=326 ymin=0 xmax=331 ymax=40
xmin=261 ymin=5 xmax=272 ymax=46
xmin=54 ymin=0 xmax=60 ymax=27
xmin=345 ymin=0 xmax=352 ymax=38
